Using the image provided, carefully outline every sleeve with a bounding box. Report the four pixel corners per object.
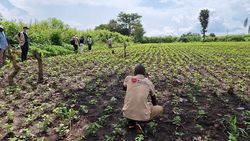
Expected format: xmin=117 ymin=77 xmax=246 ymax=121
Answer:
xmin=148 ymin=80 xmax=156 ymax=96
xmin=123 ymin=76 xmax=130 ymax=87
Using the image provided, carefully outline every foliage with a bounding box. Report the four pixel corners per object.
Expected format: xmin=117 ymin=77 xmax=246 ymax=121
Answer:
xmin=199 ymin=9 xmax=210 ymax=39
xmin=95 ymin=12 xmax=145 ymax=42
xmin=221 ymin=115 xmax=249 ymax=141
xmin=0 ymin=17 xmax=132 ymax=51
xmin=0 ymin=42 xmax=249 ymax=140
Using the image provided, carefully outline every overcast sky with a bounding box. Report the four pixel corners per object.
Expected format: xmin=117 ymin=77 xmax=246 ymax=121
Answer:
xmin=0 ymin=0 xmax=250 ymax=36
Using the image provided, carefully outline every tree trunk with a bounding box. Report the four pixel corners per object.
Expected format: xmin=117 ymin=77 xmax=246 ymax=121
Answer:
xmin=33 ymin=50 xmax=43 ymax=83
xmin=7 ymin=49 xmax=21 ymax=86
xmin=37 ymin=57 xmax=43 ymax=83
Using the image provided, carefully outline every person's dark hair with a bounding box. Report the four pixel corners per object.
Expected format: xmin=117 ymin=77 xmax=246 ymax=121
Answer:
xmin=23 ymin=26 xmax=29 ymax=29
xmin=134 ymin=64 xmax=146 ymax=76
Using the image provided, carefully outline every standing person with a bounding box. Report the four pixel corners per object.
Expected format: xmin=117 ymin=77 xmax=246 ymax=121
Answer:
xmin=79 ymin=35 xmax=85 ymax=53
xmin=107 ymin=37 xmax=114 ymax=54
xmin=16 ymin=26 xmax=29 ymax=62
xmin=70 ymin=35 xmax=79 ymax=53
xmin=0 ymin=25 xmax=8 ymax=68
xmin=122 ymin=64 xmax=163 ymax=134
xmin=74 ymin=35 xmax=79 ymax=53
xmin=107 ymin=37 xmax=112 ymax=48
xmin=123 ymin=41 xmax=128 ymax=57
xmin=87 ymin=36 xmax=93 ymax=51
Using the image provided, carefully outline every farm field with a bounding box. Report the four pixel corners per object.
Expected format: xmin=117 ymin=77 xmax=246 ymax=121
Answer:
xmin=0 ymin=42 xmax=249 ymax=141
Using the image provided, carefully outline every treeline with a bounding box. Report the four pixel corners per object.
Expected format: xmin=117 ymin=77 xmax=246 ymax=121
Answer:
xmin=0 ymin=17 xmax=132 ymax=57
xmin=140 ymin=34 xmax=250 ymax=43
xmin=0 ymin=17 xmax=132 ymax=46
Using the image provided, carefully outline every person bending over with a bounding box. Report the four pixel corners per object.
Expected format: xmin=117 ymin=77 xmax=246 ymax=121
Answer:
xmin=122 ymin=64 xmax=163 ymax=134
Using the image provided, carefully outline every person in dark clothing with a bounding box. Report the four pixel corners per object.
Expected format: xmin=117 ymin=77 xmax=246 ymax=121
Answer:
xmin=87 ymin=36 xmax=93 ymax=51
xmin=79 ymin=36 xmax=85 ymax=53
xmin=16 ymin=26 xmax=29 ymax=62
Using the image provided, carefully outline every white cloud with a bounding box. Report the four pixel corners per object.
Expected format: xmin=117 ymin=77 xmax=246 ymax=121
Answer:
xmin=2 ymin=0 xmax=250 ymax=36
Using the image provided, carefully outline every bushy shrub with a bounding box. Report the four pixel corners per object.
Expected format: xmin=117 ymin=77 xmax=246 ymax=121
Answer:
xmin=0 ymin=20 xmax=21 ymax=45
xmin=203 ymin=37 xmax=218 ymax=42
xmin=140 ymin=36 xmax=177 ymax=43
xmin=50 ymin=30 xmax=62 ymax=46
xmin=228 ymin=35 xmax=245 ymax=42
xmin=30 ymin=44 xmax=73 ymax=57
xmin=178 ymin=36 xmax=189 ymax=43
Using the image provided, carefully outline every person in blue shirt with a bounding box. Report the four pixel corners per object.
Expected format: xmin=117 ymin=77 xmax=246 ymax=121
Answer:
xmin=0 ymin=25 xmax=8 ymax=67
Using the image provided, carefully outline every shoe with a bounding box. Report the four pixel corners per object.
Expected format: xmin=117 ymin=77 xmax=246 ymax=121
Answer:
xmin=135 ymin=123 xmax=145 ymax=135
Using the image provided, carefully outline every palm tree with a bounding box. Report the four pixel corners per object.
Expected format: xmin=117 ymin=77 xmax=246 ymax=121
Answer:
xmin=244 ymin=17 xmax=250 ymax=34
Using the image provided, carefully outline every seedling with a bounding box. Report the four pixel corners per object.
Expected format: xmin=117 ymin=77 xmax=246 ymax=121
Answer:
xmin=135 ymin=134 xmax=144 ymax=141
xmin=112 ymin=123 xmax=123 ymax=135
xmin=110 ymin=97 xmax=117 ymax=103
xmin=105 ymin=135 xmax=115 ymax=141
xmin=20 ymin=128 xmax=33 ymax=138
xmin=197 ymin=110 xmax=207 ymax=119
xmin=221 ymin=115 xmax=249 ymax=141
xmin=173 ymin=107 xmax=183 ymax=115
xmin=148 ymin=121 xmax=157 ymax=135
xmin=172 ymin=116 xmax=182 ymax=126
xmin=54 ymin=124 xmax=69 ymax=136
xmin=80 ymin=105 xmax=89 ymax=114
xmin=98 ymin=115 xmax=110 ymax=125
xmin=2 ymin=123 xmax=13 ymax=133
xmin=104 ymin=105 xmax=113 ymax=114
xmin=7 ymin=110 xmax=14 ymax=122
xmin=86 ymin=122 xmax=103 ymax=136
xmin=195 ymin=124 xmax=204 ymax=131
xmin=89 ymin=99 xmax=98 ymax=105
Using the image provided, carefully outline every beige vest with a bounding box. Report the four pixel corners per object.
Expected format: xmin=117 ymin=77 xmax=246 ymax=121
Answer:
xmin=17 ymin=32 xmax=25 ymax=46
xmin=122 ymin=75 xmax=156 ymax=121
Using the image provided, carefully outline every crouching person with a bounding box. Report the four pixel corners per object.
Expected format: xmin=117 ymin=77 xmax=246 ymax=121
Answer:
xmin=122 ymin=64 xmax=163 ymax=135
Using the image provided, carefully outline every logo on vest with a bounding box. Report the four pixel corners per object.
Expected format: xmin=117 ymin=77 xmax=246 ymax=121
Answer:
xmin=131 ymin=78 xmax=137 ymax=84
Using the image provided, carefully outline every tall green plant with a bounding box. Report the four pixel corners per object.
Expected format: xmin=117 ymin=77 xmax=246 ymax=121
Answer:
xmin=199 ymin=9 xmax=210 ymax=40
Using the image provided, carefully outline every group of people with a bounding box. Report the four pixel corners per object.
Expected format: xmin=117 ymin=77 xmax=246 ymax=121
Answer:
xmin=0 ymin=25 xmax=29 ymax=67
xmin=70 ymin=35 xmax=114 ymax=54
xmin=71 ymin=35 xmax=93 ymax=53
xmin=1 ymin=25 xmax=163 ymax=136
